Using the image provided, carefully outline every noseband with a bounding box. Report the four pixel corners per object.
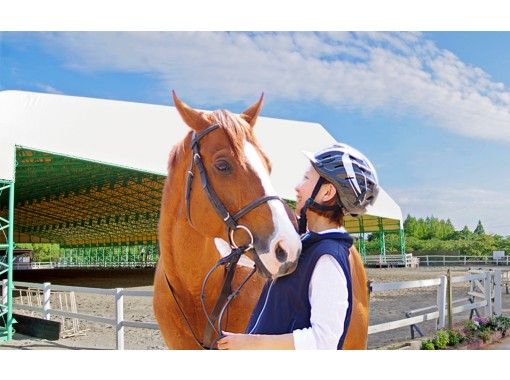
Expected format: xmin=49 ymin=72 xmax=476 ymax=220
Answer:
xmin=164 ymin=123 xmax=285 ymax=349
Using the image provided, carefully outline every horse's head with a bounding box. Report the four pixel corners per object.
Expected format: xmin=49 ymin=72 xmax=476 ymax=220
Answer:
xmin=171 ymin=91 xmax=301 ymax=279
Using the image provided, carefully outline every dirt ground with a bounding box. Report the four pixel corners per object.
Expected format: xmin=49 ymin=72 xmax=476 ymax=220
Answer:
xmin=1 ymin=266 xmax=509 ymax=350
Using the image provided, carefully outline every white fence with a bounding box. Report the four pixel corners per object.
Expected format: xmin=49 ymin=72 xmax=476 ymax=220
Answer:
xmin=368 ymin=269 xmax=506 ymax=338
xmin=1 ymin=279 xmax=158 ymax=350
xmin=13 ymin=261 xmax=157 ymax=270
xmin=417 ymin=255 xmax=510 ymax=267
xmin=364 ymin=254 xmax=415 ymax=267
xmin=2 ymin=269 xmax=508 ymax=349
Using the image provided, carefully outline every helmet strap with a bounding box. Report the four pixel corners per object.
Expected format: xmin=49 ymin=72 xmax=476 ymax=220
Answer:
xmin=298 ymin=177 xmax=339 ymax=234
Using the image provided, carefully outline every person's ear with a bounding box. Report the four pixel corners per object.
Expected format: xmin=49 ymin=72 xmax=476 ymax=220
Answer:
xmin=322 ymin=183 xmax=337 ymax=203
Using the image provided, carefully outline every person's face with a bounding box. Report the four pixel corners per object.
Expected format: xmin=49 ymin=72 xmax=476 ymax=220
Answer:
xmin=294 ymin=165 xmax=320 ymax=216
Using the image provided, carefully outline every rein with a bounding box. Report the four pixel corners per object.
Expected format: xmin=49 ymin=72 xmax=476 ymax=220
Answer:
xmin=164 ymin=123 xmax=284 ymax=349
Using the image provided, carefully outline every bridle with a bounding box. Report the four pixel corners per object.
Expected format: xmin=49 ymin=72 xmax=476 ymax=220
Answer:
xmin=163 ymin=123 xmax=285 ymax=349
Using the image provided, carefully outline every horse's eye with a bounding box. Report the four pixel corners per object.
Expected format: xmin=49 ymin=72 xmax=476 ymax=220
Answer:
xmin=215 ymin=160 xmax=232 ymax=174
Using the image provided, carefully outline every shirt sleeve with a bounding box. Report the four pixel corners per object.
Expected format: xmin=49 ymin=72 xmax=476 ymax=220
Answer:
xmin=292 ymin=254 xmax=349 ymax=350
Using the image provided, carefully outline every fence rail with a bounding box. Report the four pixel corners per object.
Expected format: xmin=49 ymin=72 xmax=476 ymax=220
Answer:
xmin=416 ymin=255 xmax=510 ymax=267
xmin=13 ymin=261 xmax=157 ymax=270
xmin=363 ymin=254 xmax=414 ymax=267
xmin=368 ymin=269 xmax=507 ymax=338
xmin=2 ymin=269 xmax=508 ymax=349
xmin=1 ymin=279 xmax=158 ymax=350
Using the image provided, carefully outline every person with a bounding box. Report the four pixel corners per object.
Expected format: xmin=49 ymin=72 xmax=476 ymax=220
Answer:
xmin=217 ymin=143 xmax=379 ymax=350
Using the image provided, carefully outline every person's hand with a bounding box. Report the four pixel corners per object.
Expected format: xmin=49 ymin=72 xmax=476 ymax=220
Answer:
xmin=217 ymin=331 xmax=260 ymax=350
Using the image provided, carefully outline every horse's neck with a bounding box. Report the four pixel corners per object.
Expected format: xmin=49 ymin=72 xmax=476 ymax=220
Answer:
xmin=160 ymin=210 xmax=225 ymax=299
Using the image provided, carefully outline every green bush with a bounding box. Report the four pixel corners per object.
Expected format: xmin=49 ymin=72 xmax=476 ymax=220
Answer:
xmin=493 ymin=316 xmax=510 ymax=336
xmin=422 ymin=317 xmax=509 ymax=350
xmin=446 ymin=329 xmax=463 ymax=346
xmin=421 ymin=340 xmax=435 ymax=350
xmin=432 ymin=330 xmax=450 ymax=349
xmin=479 ymin=330 xmax=492 ymax=343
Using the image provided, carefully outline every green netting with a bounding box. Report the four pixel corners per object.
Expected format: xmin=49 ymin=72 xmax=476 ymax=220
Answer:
xmin=58 ymin=243 xmax=159 ymax=267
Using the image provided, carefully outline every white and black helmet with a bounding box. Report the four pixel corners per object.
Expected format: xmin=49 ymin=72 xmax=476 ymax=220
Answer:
xmin=303 ymin=143 xmax=379 ymax=217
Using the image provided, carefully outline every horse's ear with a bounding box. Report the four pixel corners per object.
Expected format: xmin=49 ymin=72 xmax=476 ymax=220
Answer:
xmin=240 ymin=93 xmax=264 ymax=128
xmin=172 ymin=91 xmax=210 ymax=132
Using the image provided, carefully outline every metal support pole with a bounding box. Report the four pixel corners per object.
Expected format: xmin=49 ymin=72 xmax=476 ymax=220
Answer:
xmin=0 ymin=180 xmax=15 ymax=341
xmin=378 ymin=217 xmax=386 ymax=263
xmin=358 ymin=217 xmax=366 ymax=259
xmin=399 ymin=228 xmax=406 ymax=265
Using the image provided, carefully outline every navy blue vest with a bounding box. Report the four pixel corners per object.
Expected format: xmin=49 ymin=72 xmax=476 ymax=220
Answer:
xmin=246 ymin=231 xmax=353 ymax=349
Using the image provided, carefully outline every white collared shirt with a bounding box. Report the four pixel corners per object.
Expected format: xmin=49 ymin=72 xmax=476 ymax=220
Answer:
xmin=292 ymin=227 xmax=350 ymax=349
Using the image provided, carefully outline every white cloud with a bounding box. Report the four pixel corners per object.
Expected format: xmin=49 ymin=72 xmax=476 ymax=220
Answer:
xmin=34 ymin=83 xmax=63 ymax=95
xmin=389 ymin=186 xmax=510 ymax=236
xmin=39 ymin=32 xmax=510 ymax=143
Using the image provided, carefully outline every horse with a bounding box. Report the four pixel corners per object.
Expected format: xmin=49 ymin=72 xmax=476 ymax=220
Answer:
xmin=344 ymin=245 xmax=369 ymax=349
xmin=153 ymin=92 xmax=369 ymax=349
xmin=153 ymin=92 xmax=302 ymax=349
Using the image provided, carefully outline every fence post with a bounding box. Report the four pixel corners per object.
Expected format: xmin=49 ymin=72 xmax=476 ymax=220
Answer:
xmin=437 ymin=276 xmax=447 ymax=329
xmin=484 ymin=272 xmax=492 ymax=317
xmin=426 ymin=256 xmax=429 ymax=267
xmin=443 ymin=256 xmax=446 ymax=266
xmin=494 ymin=270 xmax=502 ymax=316
xmin=1 ymin=279 xmax=7 ymax=306
xmin=43 ymin=282 xmax=51 ymax=320
xmin=115 ymin=288 xmax=124 ymax=350
xmin=446 ymin=270 xmax=453 ymax=329
xmin=464 ymin=256 xmax=467 ymax=266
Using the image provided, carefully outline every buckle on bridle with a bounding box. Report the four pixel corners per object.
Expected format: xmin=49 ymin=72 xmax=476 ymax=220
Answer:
xmin=229 ymin=225 xmax=254 ymax=251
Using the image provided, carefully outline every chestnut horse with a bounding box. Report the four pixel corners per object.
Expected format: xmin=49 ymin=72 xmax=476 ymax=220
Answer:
xmin=153 ymin=93 xmax=302 ymax=349
xmin=153 ymin=93 xmax=369 ymax=349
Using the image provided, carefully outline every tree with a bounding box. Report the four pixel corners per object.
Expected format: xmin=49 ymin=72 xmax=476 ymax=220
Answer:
xmin=474 ymin=220 xmax=485 ymax=235
xmin=459 ymin=225 xmax=472 ymax=240
xmin=403 ymin=215 xmax=418 ymax=237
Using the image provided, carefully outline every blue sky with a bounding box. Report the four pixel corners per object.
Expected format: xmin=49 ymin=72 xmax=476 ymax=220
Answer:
xmin=1 ymin=32 xmax=510 ymax=236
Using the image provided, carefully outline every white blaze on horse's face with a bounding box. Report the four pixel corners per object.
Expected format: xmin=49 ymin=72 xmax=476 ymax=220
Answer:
xmin=243 ymin=141 xmax=302 ymax=278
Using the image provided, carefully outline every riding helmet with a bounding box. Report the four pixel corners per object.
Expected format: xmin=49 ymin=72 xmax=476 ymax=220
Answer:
xmin=303 ymin=143 xmax=379 ymax=217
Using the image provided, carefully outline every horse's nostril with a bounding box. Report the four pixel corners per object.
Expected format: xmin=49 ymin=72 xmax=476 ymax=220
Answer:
xmin=275 ymin=243 xmax=288 ymax=263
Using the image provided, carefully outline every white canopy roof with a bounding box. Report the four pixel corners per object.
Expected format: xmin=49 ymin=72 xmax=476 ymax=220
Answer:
xmin=0 ymin=91 xmax=402 ymax=228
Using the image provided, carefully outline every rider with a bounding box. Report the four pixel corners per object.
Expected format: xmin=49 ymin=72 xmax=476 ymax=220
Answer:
xmin=217 ymin=142 xmax=379 ymax=349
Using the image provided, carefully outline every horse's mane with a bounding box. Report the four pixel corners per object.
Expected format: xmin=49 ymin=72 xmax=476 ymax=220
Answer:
xmin=168 ymin=109 xmax=272 ymax=173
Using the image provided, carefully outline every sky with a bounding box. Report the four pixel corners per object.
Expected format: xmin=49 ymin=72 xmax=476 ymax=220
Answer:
xmin=1 ymin=31 xmax=510 ymax=236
